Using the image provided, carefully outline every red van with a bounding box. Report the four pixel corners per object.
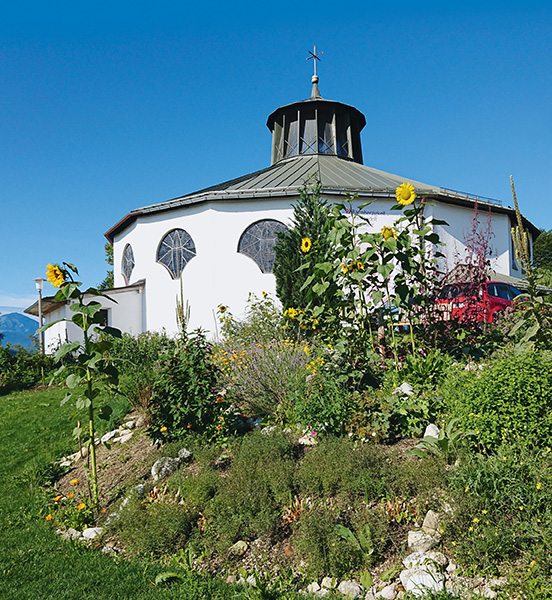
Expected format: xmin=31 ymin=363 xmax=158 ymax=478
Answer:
xmin=435 ymin=281 xmax=522 ymax=323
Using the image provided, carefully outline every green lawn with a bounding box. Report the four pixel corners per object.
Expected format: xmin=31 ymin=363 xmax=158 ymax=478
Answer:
xmin=0 ymin=387 xmax=279 ymax=599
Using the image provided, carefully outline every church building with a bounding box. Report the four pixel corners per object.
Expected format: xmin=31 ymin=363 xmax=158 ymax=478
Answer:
xmin=29 ymin=69 xmax=537 ymax=351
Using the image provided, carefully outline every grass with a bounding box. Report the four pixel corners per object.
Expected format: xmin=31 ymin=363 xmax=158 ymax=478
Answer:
xmin=0 ymin=387 xmax=297 ymax=599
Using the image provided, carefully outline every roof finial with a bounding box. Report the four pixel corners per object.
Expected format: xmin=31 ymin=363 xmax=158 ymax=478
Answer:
xmin=307 ymin=45 xmax=323 ymax=99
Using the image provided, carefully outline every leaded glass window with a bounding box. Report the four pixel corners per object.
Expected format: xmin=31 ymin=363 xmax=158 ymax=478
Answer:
xmin=238 ymin=219 xmax=287 ymax=273
xmin=157 ymin=229 xmax=197 ymax=279
xmin=122 ymin=244 xmax=135 ymax=285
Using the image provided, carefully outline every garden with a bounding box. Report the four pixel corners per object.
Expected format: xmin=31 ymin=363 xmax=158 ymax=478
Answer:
xmin=1 ymin=180 xmax=552 ymax=599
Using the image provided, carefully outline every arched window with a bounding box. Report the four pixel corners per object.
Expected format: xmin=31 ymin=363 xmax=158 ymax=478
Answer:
xmin=121 ymin=244 xmax=135 ymax=285
xmin=238 ymin=219 xmax=287 ymax=273
xmin=157 ymin=229 xmax=197 ymax=279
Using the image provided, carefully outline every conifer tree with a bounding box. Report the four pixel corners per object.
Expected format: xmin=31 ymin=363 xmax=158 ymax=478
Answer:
xmin=274 ymin=179 xmax=331 ymax=310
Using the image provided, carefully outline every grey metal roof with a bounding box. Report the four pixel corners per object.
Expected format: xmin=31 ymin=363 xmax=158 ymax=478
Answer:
xmin=137 ymin=154 xmax=472 ymax=214
xmin=106 ymin=154 xmax=538 ymax=242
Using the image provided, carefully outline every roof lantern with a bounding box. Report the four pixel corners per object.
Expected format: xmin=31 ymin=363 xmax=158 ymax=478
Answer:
xmin=266 ymin=47 xmax=366 ymax=166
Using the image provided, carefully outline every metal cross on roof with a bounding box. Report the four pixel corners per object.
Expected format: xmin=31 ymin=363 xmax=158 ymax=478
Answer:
xmin=307 ymin=45 xmax=323 ymax=77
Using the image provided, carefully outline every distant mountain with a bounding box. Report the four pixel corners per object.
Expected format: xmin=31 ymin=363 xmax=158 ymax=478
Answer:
xmin=0 ymin=313 xmax=38 ymax=350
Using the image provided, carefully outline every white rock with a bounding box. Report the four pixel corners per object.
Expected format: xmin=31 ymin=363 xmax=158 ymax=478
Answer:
xmin=306 ymin=582 xmax=321 ymax=594
xmin=135 ymin=415 xmax=146 ymax=428
xmin=229 ymin=540 xmax=248 ymax=556
xmin=178 ymin=447 xmax=193 ymax=462
xmin=118 ymin=432 xmax=133 ymax=444
xmin=446 ymin=562 xmax=457 ymax=574
xmin=82 ymin=527 xmax=103 ymax=540
xmin=407 ymin=530 xmax=440 ymax=553
xmin=422 ymin=510 xmax=443 ymax=536
xmin=321 ymin=577 xmax=337 ymax=589
xmin=151 ymin=456 xmax=180 ymax=481
xmin=394 ymin=382 xmax=414 ymax=396
xmin=338 ymin=580 xmax=364 ymax=598
xmin=124 ymin=420 xmax=136 ymax=429
xmin=402 ymin=551 xmax=447 ymax=570
xmin=423 ymin=424 xmax=440 ymax=439
xmin=101 ymin=430 xmax=117 ymax=444
xmin=376 ymin=584 xmax=397 ymax=599
xmin=246 ymin=574 xmax=257 ymax=586
xmin=400 ymin=568 xmax=445 ymax=597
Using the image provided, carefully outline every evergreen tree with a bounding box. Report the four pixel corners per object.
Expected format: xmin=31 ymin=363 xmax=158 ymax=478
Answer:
xmin=98 ymin=242 xmax=114 ymax=290
xmin=533 ymin=229 xmax=552 ymax=271
xmin=273 ymin=179 xmax=332 ymax=310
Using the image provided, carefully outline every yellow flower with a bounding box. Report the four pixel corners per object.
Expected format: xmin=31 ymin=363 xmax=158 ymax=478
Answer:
xmin=465 ymin=486 xmax=470 ymax=492
xmin=160 ymin=426 xmax=167 ymax=433
xmin=53 ymin=495 xmax=62 ymax=502
xmin=285 ymin=307 xmax=298 ymax=320
xmin=46 ymin=264 xmax=65 ymax=288
xmin=69 ymin=479 xmax=79 ymax=485
xmin=519 ymin=506 xmax=524 ymax=511
xmin=45 ymin=514 xmax=53 ymax=521
xmin=472 ymin=517 xmax=480 ymax=524
xmin=301 ymin=237 xmax=312 ymax=253
xmin=341 ymin=263 xmax=348 ymax=274
xmin=67 ymin=493 xmax=74 ymax=499
xmin=218 ymin=305 xmax=227 ymax=313
xmin=262 ymin=291 xmax=267 ymax=298
xmin=396 ymin=183 xmax=416 ymax=206
xmin=537 ymin=482 xmax=542 ymax=490
xmin=77 ymin=503 xmax=86 ymax=510
xmin=482 ymin=509 xmax=488 ymax=514
xmin=381 ymin=226 xmax=397 ymax=241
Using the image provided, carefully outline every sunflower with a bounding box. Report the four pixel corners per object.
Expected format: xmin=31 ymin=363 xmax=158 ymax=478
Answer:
xmin=381 ymin=226 xmax=397 ymax=240
xmin=218 ymin=305 xmax=227 ymax=313
xmin=285 ymin=307 xmax=298 ymax=320
xmin=396 ymin=183 xmax=416 ymax=206
xmin=300 ymin=237 xmax=312 ymax=253
xmin=46 ymin=264 xmax=65 ymax=288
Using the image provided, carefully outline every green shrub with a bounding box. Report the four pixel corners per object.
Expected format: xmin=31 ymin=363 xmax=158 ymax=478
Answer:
xmin=147 ymin=331 xmax=227 ymax=443
xmin=215 ymin=337 xmax=309 ymax=421
xmin=206 ymin=430 xmax=295 ymax=551
xmin=110 ymin=331 xmax=176 ymax=411
xmin=217 ymin=292 xmax=284 ymax=346
xmin=446 ymin=444 xmax=552 ymax=574
xmin=296 ymin=436 xmax=388 ymax=501
xmin=293 ymin=502 xmax=362 ymax=579
xmin=400 ymin=349 xmax=452 ymax=391
xmin=293 ymin=368 xmax=358 ymax=435
xmin=0 ymin=344 xmax=55 ymax=394
xmin=351 ymin=388 xmax=441 ymax=442
xmin=115 ymin=496 xmax=195 ymax=557
xmin=443 ymin=350 xmax=552 ymax=451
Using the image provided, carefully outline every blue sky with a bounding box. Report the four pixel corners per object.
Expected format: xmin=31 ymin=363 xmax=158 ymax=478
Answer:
xmin=1 ymin=2 xmax=551 ymax=315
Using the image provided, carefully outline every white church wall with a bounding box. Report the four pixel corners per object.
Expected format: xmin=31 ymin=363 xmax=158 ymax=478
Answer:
xmin=428 ymin=202 xmax=516 ymax=278
xmin=110 ymin=193 xmax=523 ymax=339
xmin=113 ymin=198 xmax=295 ymax=336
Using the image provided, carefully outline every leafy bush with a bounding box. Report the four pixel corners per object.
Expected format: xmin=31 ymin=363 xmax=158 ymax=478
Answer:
xmin=110 ymin=331 xmax=176 ymax=411
xmin=400 ymin=349 xmax=452 ymax=391
xmin=0 ymin=344 xmax=55 ymax=394
xmin=147 ymin=331 xmax=227 ymax=443
xmin=217 ymin=292 xmax=284 ymax=346
xmin=351 ymin=387 xmax=441 ymax=442
xmin=443 ymin=350 xmax=552 ymax=451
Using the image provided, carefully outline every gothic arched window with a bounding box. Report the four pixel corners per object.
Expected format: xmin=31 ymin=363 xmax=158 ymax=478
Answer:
xmin=121 ymin=243 xmax=135 ymax=285
xmin=238 ymin=219 xmax=287 ymax=273
xmin=157 ymin=229 xmax=197 ymax=279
